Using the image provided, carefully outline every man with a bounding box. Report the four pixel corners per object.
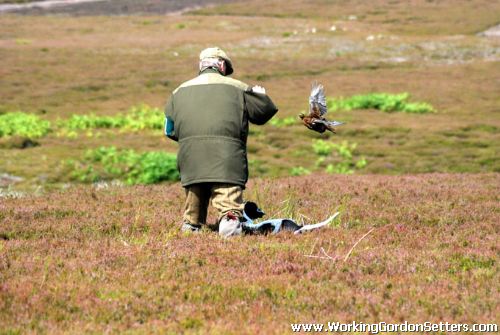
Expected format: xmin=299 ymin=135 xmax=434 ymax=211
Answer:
xmin=164 ymin=47 xmax=278 ymax=237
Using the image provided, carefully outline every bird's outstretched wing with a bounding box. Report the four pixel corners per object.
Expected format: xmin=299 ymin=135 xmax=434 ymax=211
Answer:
xmin=312 ymin=119 xmax=344 ymax=127
xmin=309 ymin=81 xmax=327 ymax=116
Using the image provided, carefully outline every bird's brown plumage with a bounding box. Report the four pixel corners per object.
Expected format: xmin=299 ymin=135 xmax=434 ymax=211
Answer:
xmin=299 ymin=82 xmax=343 ymax=134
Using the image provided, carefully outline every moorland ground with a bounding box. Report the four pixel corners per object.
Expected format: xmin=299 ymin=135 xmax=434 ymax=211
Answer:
xmin=1 ymin=173 xmax=499 ymax=333
xmin=0 ymin=0 xmax=499 ymax=333
xmin=0 ymin=0 xmax=499 ymax=191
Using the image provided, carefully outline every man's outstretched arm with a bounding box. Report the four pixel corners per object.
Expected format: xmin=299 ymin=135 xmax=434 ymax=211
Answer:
xmin=244 ymin=86 xmax=278 ymax=125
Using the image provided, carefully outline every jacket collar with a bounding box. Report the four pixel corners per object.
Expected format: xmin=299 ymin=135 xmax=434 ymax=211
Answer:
xmin=199 ymin=67 xmax=225 ymax=76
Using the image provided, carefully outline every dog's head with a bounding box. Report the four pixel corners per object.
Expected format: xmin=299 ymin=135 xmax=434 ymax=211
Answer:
xmin=244 ymin=201 xmax=265 ymax=220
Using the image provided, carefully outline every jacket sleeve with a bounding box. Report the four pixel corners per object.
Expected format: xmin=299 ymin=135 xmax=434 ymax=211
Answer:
xmin=164 ymin=95 xmax=178 ymax=142
xmin=244 ymin=90 xmax=279 ymax=125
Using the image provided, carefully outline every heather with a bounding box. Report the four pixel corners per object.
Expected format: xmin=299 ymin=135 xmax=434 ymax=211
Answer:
xmin=0 ymin=174 xmax=498 ymax=333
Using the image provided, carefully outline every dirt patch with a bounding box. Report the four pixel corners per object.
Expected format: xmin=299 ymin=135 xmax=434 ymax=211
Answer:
xmin=479 ymin=23 xmax=500 ymax=37
xmin=0 ymin=0 xmax=240 ymax=15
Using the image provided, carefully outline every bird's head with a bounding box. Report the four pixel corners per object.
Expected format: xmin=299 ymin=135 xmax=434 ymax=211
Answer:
xmin=298 ymin=112 xmax=305 ymax=119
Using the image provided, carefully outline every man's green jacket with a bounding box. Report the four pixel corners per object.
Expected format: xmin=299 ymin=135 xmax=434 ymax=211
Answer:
xmin=164 ymin=68 xmax=278 ymax=188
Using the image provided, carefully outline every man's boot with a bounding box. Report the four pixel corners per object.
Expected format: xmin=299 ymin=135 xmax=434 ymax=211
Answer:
xmin=181 ymin=222 xmax=201 ymax=233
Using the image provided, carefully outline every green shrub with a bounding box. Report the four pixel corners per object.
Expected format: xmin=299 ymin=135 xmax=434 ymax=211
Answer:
xmin=290 ymin=166 xmax=311 ymax=176
xmin=328 ymin=93 xmax=435 ymax=114
xmin=293 ymin=140 xmax=367 ymax=176
xmin=401 ymin=102 xmax=435 ymax=114
xmin=70 ymin=146 xmax=178 ymax=185
xmin=122 ymin=104 xmax=163 ymax=131
xmin=0 ymin=112 xmax=51 ymax=138
xmin=312 ymin=139 xmax=336 ymax=156
xmin=61 ymin=114 xmax=124 ymax=130
xmin=1 ymin=104 xmax=164 ymax=140
xmin=127 ymin=151 xmax=179 ymax=184
xmin=58 ymin=104 xmax=163 ymax=133
xmin=313 ymin=140 xmax=367 ymax=174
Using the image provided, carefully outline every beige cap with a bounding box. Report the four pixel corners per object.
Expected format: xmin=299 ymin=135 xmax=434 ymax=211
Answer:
xmin=199 ymin=47 xmax=234 ymax=75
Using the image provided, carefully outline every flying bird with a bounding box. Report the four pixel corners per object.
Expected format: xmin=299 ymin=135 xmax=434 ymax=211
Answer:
xmin=299 ymin=82 xmax=344 ymax=134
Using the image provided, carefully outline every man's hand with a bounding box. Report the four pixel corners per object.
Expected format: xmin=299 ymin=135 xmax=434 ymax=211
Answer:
xmin=252 ymin=85 xmax=266 ymax=94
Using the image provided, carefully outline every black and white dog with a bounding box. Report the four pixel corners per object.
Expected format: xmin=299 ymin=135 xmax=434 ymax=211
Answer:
xmin=242 ymin=202 xmax=339 ymax=235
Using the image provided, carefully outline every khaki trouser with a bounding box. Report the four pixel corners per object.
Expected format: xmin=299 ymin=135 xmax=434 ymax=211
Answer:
xmin=183 ymin=183 xmax=244 ymax=226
